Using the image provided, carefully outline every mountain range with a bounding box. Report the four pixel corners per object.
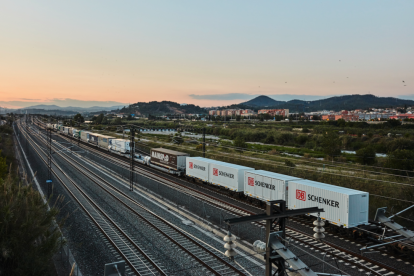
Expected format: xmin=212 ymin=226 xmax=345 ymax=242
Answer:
xmin=13 ymin=104 xmax=125 ymax=113
xmin=237 ymin=94 xmax=414 ymax=112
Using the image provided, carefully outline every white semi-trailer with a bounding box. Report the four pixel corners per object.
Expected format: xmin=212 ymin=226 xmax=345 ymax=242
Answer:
xmin=244 ymin=170 xmax=301 ymax=203
xmin=288 ymin=179 xmax=369 ymax=228
xmin=208 ymin=159 xmax=254 ymax=192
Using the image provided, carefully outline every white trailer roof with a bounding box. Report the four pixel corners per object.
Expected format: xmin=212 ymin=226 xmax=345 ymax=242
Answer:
xmin=290 ymin=179 xmax=367 ymax=195
xmin=249 ymin=170 xmax=301 ymax=181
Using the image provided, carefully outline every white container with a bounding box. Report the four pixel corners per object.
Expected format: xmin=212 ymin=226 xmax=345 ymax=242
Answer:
xmin=287 ymin=179 xmax=369 ymax=228
xmin=186 ymin=157 xmax=210 ymax=182
xmin=110 ymin=139 xmax=131 ymax=154
xmin=208 ymin=160 xmax=254 ymax=192
xmin=244 ymin=170 xmax=301 ymax=203
xmin=80 ymin=131 xmax=91 ymax=142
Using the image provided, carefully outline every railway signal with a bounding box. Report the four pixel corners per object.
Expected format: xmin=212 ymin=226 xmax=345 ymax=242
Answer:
xmin=129 ymin=127 xmax=136 ymax=191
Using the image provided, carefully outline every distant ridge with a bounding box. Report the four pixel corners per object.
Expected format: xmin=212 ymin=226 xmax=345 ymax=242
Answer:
xmin=242 ymin=95 xmax=284 ymax=107
xmin=19 ymin=104 xmax=125 ymax=112
xmin=239 ymin=94 xmax=414 ymax=112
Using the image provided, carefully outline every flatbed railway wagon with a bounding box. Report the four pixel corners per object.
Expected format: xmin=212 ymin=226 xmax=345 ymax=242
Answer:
xmin=150 ymin=148 xmax=189 ymax=172
xmin=288 ymin=179 xmax=369 ymax=228
xmin=244 ymin=170 xmax=301 ymax=203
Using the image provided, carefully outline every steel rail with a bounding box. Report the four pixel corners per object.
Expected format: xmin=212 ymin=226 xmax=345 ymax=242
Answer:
xmin=25 ymin=121 xmax=245 ymax=276
xmin=17 ymin=122 xmax=167 ymax=276
xmin=32 ymin=120 xmax=414 ymax=276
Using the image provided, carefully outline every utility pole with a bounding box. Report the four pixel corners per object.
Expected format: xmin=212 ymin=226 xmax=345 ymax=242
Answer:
xmin=47 ymin=128 xmax=52 ymax=199
xmin=202 ymin=127 xmax=206 ymax=158
xmin=129 ymin=128 xmax=135 ymax=191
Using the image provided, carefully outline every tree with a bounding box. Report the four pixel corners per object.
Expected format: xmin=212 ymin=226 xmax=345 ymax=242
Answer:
xmin=356 ymin=147 xmax=376 ymax=165
xmin=101 ymin=116 xmax=108 ymax=125
xmin=385 ymin=149 xmax=414 ymax=175
xmin=111 ymin=117 xmax=122 ymax=125
xmin=73 ymin=113 xmax=84 ymax=123
xmin=0 ymin=151 xmax=7 ymax=180
xmin=0 ymin=174 xmax=64 ymax=275
xmin=336 ymin=119 xmax=346 ymax=127
xmin=127 ymin=114 xmax=133 ymax=120
xmin=95 ymin=113 xmax=104 ymax=124
xmin=387 ymin=119 xmax=402 ymax=127
xmin=321 ymin=131 xmax=341 ymax=158
xmin=233 ymin=136 xmax=247 ymax=150
xmin=236 ymin=115 xmax=241 ymax=121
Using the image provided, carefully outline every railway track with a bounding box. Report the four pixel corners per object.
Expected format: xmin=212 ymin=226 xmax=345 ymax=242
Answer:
xmin=20 ymin=121 xmax=247 ymax=275
xmin=31 ymin=119 xmax=414 ymax=275
xmin=17 ymin=122 xmax=166 ymax=276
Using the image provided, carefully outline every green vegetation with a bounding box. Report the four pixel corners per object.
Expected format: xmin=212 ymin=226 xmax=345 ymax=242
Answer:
xmin=0 ymin=173 xmax=65 ymax=275
xmin=0 ymin=123 xmax=64 ymax=275
xmin=237 ymin=94 xmax=414 ymax=112
xmin=120 ymin=101 xmax=205 ymax=116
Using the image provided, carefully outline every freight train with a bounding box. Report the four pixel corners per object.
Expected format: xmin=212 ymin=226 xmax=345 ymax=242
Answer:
xmin=46 ymin=123 xmax=369 ymax=230
xmin=40 ymin=121 xmax=413 ymax=257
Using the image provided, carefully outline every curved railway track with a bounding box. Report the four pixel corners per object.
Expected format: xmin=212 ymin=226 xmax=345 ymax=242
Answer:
xmin=19 ymin=121 xmax=246 ymax=276
xmin=31 ymin=119 xmax=414 ymax=275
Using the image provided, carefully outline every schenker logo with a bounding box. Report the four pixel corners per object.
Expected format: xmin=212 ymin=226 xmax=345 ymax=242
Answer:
xmin=296 ymin=189 xmax=306 ymax=201
xmin=190 ymin=162 xmax=206 ymax=171
xmin=152 ymin=152 xmax=169 ymax=162
xmin=212 ymin=168 xmax=234 ymax=179
xmin=248 ymin=177 xmax=254 ymax=186
xmin=296 ymin=189 xmax=340 ymax=208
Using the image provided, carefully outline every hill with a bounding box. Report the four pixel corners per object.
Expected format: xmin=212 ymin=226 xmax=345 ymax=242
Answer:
xmin=240 ymin=94 xmax=414 ymax=112
xmin=242 ymin=95 xmax=284 ymax=107
xmin=119 ymin=101 xmax=206 ymax=116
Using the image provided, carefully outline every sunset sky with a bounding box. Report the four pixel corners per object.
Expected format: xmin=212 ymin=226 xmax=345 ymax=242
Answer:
xmin=1 ymin=1 xmax=413 ymax=108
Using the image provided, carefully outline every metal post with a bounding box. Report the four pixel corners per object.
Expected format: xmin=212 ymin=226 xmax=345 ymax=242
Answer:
xmin=202 ymin=127 xmax=206 ymax=158
xmin=129 ymin=128 xmax=135 ymax=191
xmin=48 ymin=128 xmax=52 ymax=198
xmin=265 ymin=203 xmax=273 ymax=276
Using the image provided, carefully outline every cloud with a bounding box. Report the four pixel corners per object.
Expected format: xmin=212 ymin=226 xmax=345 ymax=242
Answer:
xmin=189 ymin=93 xmax=336 ymax=102
xmin=0 ymin=98 xmax=128 ymax=109
xmin=397 ymin=94 xmax=414 ymax=101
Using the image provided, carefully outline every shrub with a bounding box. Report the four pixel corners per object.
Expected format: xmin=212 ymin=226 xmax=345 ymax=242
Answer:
xmin=296 ymin=135 xmax=308 ymax=145
xmin=285 ymin=159 xmax=296 ymax=167
xmin=0 ymin=174 xmax=65 ymax=275
xmin=356 ymin=147 xmax=376 ymax=165
xmin=385 ymin=149 xmax=414 ymax=175
xmin=321 ymin=132 xmax=341 ymax=157
xmin=269 ymin=149 xmax=278 ymax=155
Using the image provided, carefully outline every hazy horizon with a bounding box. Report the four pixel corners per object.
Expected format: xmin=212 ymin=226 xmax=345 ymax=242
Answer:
xmin=1 ymin=1 xmax=413 ymax=108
